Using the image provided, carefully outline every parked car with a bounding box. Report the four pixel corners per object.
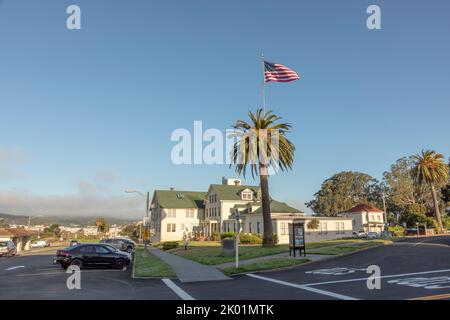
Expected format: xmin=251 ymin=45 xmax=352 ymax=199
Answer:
xmin=0 ymin=240 xmax=17 ymax=257
xmin=30 ymin=240 xmax=50 ymax=248
xmin=367 ymin=232 xmax=379 ymax=239
xmin=69 ymin=240 xmax=79 ymax=247
xmin=352 ymin=231 xmax=367 ymax=238
xmin=100 ymin=238 xmax=136 ymax=253
xmin=54 ymin=243 xmax=131 ymax=269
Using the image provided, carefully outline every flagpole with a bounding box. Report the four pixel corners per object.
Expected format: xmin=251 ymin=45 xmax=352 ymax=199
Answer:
xmin=261 ymin=53 xmax=266 ymax=115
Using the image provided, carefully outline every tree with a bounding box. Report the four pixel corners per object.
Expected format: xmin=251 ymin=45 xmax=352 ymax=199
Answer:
xmin=441 ymin=158 xmax=450 ymax=215
xmin=230 ymin=109 xmax=295 ymax=247
xmin=95 ymin=217 xmax=109 ymax=238
xmin=383 ymin=156 xmax=437 ymax=218
xmin=307 ymin=218 xmax=320 ymax=241
xmin=306 ymin=171 xmax=382 ymax=216
xmin=411 ymin=150 xmax=448 ymax=231
xmin=44 ymin=224 xmax=61 ymax=237
xmin=120 ymin=224 xmax=140 ymax=242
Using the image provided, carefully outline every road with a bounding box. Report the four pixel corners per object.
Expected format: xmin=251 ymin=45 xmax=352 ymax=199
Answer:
xmin=1 ymin=236 xmax=450 ymax=300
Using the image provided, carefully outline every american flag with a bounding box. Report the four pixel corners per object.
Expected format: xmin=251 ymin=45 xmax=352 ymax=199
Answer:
xmin=264 ymin=60 xmax=300 ymax=83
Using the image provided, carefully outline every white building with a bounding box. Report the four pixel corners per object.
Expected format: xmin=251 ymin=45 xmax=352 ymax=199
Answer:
xmin=150 ymin=178 xmax=353 ymax=243
xmin=82 ymin=226 xmax=99 ymax=236
xmin=339 ymin=204 xmax=385 ymax=233
xmin=150 ymin=190 xmax=205 ymax=242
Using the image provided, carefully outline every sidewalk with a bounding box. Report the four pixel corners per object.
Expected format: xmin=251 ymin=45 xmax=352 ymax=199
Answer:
xmin=213 ymin=252 xmax=334 ymax=269
xmin=149 ymin=247 xmax=231 ymax=283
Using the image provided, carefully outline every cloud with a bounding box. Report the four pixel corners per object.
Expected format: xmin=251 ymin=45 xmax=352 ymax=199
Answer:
xmin=0 ymin=146 xmax=25 ymax=179
xmin=0 ymin=168 xmax=147 ymax=219
xmin=0 ymin=190 xmax=144 ymax=219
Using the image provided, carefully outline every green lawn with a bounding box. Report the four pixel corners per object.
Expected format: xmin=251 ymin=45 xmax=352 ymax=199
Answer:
xmin=133 ymin=247 xmax=176 ymax=278
xmin=221 ymin=258 xmax=310 ymax=275
xmin=172 ymin=244 xmax=289 ymax=265
xmin=307 ymin=240 xmax=389 ymax=255
xmin=168 ymin=239 xmax=390 ymax=264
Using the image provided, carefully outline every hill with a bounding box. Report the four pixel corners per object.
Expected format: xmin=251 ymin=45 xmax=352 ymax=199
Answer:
xmin=0 ymin=212 xmax=138 ymax=227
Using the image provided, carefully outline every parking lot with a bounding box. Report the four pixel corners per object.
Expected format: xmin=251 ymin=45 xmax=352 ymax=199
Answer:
xmin=1 ymin=236 xmax=450 ymax=300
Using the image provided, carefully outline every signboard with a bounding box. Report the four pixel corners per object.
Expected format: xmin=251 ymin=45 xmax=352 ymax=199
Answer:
xmin=288 ymin=222 xmax=306 ymax=257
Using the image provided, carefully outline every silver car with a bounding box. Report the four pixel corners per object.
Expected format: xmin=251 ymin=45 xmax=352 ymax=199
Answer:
xmin=0 ymin=240 xmax=17 ymax=257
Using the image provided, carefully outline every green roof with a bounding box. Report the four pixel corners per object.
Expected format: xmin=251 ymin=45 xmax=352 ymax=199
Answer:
xmin=252 ymin=200 xmax=303 ymax=214
xmin=153 ymin=190 xmax=206 ymax=209
xmin=209 ymin=184 xmax=261 ymax=201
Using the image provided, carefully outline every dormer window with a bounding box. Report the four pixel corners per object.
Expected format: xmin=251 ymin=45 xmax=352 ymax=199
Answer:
xmin=241 ymin=192 xmax=253 ymax=200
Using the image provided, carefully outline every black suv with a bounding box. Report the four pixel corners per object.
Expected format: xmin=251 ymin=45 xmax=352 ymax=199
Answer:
xmin=100 ymin=238 xmax=136 ymax=253
xmin=54 ymin=243 xmax=131 ymax=269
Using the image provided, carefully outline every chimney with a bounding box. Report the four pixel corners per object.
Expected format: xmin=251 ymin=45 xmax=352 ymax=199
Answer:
xmin=170 ymin=187 xmax=174 ymax=191
xmin=234 ymin=180 xmax=240 ymax=186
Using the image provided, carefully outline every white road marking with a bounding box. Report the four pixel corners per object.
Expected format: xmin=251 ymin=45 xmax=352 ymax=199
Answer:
xmin=162 ymin=278 xmax=195 ymax=300
xmin=5 ymin=266 xmax=25 ymax=271
xmin=247 ymin=273 xmax=358 ymax=300
xmin=302 ymin=268 xmax=450 ymax=287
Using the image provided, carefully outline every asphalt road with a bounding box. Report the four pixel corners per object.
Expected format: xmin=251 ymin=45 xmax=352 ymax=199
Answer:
xmin=1 ymin=236 xmax=450 ymax=300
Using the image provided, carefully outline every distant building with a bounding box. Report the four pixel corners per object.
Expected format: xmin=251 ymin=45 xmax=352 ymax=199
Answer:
xmin=59 ymin=226 xmax=82 ymax=234
xmin=82 ymin=226 xmax=98 ymax=236
xmin=339 ymin=204 xmax=385 ymax=233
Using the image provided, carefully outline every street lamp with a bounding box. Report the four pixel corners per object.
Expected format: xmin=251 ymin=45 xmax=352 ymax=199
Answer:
xmin=381 ymin=193 xmax=390 ymax=230
xmin=125 ymin=189 xmax=150 ymax=249
xmin=234 ymin=213 xmax=242 ymax=268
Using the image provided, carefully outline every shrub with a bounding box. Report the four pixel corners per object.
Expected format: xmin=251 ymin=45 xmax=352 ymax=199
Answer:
xmin=388 ymin=225 xmax=405 ymax=237
xmin=162 ymin=241 xmax=179 ymax=251
xmin=272 ymin=233 xmax=278 ymax=244
xmin=221 ymin=232 xmax=236 ymax=239
xmin=211 ymin=232 xmax=220 ymax=241
xmin=239 ymin=233 xmax=262 ymax=244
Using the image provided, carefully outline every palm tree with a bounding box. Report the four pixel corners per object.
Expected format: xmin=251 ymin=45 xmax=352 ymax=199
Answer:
xmin=230 ymin=109 xmax=295 ymax=246
xmin=412 ymin=150 xmax=449 ymax=231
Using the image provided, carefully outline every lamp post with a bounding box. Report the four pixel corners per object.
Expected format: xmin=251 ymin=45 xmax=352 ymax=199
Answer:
xmin=125 ymin=189 xmax=150 ymax=249
xmin=234 ymin=213 xmax=241 ymax=268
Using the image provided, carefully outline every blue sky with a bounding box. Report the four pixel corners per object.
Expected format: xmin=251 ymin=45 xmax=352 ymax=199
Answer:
xmin=0 ymin=0 xmax=449 ymax=217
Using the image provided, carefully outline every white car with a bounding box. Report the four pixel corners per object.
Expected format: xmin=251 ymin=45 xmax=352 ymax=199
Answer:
xmin=30 ymin=240 xmax=49 ymax=248
xmin=367 ymin=232 xmax=378 ymax=239
xmin=352 ymin=231 xmax=367 ymax=238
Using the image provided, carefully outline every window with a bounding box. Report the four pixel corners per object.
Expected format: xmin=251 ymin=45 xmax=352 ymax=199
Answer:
xmin=79 ymin=245 xmax=95 ymax=253
xmin=185 ymin=208 xmax=194 ymax=218
xmin=242 ymin=192 xmax=253 ymax=200
xmin=281 ymin=222 xmax=287 ymax=235
xmin=166 ymin=223 xmax=176 ymax=232
xmin=335 ymin=222 xmax=340 ymax=234
xmin=340 ymin=222 xmax=345 ymax=234
xmin=249 ymin=222 xmax=252 ymax=233
xmin=181 ymin=223 xmax=185 ymax=231
xmin=257 ymin=222 xmax=260 ymax=234
xmin=318 ymin=223 xmax=323 ymax=235
xmin=95 ymin=246 xmax=111 ymax=254
xmin=167 ymin=209 xmax=176 ymax=218
xmin=323 ymin=222 xmax=328 ymax=234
